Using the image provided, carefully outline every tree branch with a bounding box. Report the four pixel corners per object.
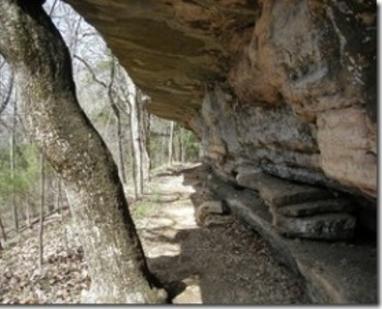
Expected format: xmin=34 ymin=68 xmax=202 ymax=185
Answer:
xmin=49 ymin=0 xmax=59 ymax=16
xmin=73 ymin=54 xmax=108 ymax=88
xmin=0 ymin=72 xmax=14 ymax=115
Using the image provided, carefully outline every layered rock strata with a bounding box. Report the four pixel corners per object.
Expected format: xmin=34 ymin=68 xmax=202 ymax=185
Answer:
xmin=197 ymin=165 xmax=376 ymax=303
xmin=64 ymin=1 xmax=377 ymax=221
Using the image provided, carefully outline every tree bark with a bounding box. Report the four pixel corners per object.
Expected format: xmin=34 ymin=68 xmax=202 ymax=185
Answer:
xmin=0 ymin=2 xmax=163 ymax=303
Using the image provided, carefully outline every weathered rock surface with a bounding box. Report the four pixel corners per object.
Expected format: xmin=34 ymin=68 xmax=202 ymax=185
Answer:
xmin=195 ymin=200 xmax=233 ymax=227
xmin=236 ymin=172 xmax=357 ymax=240
xmin=64 ymin=0 xmax=376 ymax=202
xmin=227 ymin=0 xmax=377 ymax=198
xmin=273 ymin=213 xmax=356 ymax=240
xmin=234 ymin=200 xmax=377 ymax=304
xmin=205 ymin=171 xmax=376 ymax=303
xmin=237 ymin=172 xmax=334 ymax=208
xmin=172 ymin=277 xmax=202 ymax=304
xmin=279 ymin=199 xmax=355 ymax=218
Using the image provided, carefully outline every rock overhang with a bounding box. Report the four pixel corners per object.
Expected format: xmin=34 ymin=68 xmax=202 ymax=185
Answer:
xmin=63 ymin=0 xmax=377 ymax=199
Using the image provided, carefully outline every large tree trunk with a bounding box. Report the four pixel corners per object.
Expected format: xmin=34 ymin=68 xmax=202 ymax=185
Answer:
xmin=0 ymin=2 xmax=163 ymax=303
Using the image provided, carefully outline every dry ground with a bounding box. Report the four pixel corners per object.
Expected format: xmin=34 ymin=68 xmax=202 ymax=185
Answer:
xmin=0 ymin=163 xmax=309 ymax=304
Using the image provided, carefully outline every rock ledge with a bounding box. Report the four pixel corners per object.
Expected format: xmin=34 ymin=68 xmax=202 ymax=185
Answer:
xmin=208 ymin=175 xmax=377 ymax=304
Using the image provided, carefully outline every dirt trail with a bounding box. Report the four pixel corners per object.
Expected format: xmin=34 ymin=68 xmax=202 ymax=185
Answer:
xmin=133 ymin=164 xmax=309 ymax=304
xmin=0 ymin=164 xmax=309 ymax=304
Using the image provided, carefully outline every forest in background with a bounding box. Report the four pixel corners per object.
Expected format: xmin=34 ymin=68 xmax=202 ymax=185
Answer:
xmin=0 ymin=0 xmax=200 ymax=249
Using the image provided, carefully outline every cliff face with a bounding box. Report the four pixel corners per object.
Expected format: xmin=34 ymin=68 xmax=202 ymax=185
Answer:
xmin=65 ymin=0 xmax=376 ymax=199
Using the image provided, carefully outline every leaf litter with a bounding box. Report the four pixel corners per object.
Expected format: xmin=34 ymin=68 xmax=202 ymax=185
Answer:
xmin=0 ymin=212 xmax=90 ymax=304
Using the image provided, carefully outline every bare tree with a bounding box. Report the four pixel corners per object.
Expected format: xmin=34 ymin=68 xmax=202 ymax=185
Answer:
xmin=0 ymin=62 xmax=13 ymax=115
xmin=55 ymin=176 xmax=63 ymax=217
xmin=145 ymin=113 xmax=152 ymax=181
xmin=10 ymin=98 xmax=18 ymax=234
xmin=137 ymin=91 xmax=151 ymax=183
xmin=127 ymin=92 xmax=142 ymax=199
xmin=74 ymin=54 xmax=128 ymax=186
xmin=0 ymin=214 xmax=7 ymax=247
xmin=39 ymin=153 xmax=45 ymax=270
xmin=108 ymin=57 xmax=127 ymax=185
xmin=115 ymin=69 xmax=146 ymax=200
xmin=25 ymin=194 xmax=32 ymax=228
xmin=48 ymin=0 xmax=59 ymax=16
xmin=168 ymin=121 xmax=174 ymax=166
xmin=178 ymin=127 xmax=184 ymax=163
xmin=1 ymin=58 xmax=18 ymax=235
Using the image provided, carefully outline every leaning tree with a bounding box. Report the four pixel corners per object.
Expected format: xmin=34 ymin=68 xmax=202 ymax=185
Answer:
xmin=0 ymin=0 xmax=165 ymax=303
